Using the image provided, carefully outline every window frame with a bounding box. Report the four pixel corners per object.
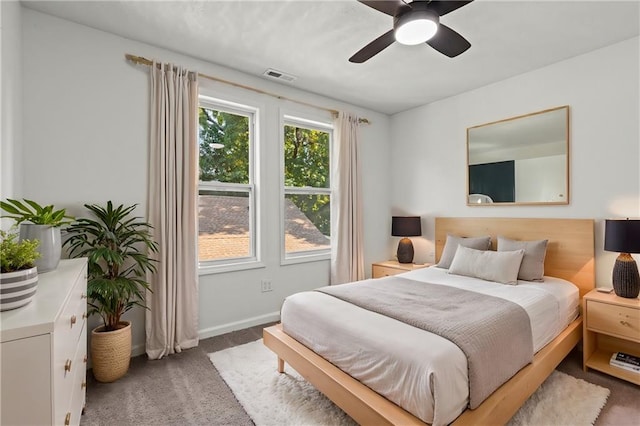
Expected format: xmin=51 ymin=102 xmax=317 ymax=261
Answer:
xmin=197 ymin=95 xmax=262 ymax=274
xmin=280 ymin=113 xmax=333 ymax=265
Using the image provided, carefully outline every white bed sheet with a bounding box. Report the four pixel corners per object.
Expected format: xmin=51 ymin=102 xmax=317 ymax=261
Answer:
xmin=280 ymin=266 xmax=579 ymax=426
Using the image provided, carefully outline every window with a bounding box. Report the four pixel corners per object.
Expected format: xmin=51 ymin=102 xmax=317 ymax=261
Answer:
xmin=282 ymin=116 xmax=332 ymax=260
xmin=198 ymin=97 xmax=256 ymax=268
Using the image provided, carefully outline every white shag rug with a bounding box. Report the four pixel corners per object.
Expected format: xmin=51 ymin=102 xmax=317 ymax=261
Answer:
xmin=209 ymin=339 xmax=609 ymax=426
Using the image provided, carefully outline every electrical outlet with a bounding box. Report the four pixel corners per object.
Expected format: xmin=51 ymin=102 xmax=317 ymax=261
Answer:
xmin=261 ymin=279 xmax=273 ymax=292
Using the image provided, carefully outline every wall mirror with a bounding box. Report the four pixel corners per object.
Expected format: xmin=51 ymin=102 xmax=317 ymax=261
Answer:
xmin=467 ymin=105 xmax=569 ymax=206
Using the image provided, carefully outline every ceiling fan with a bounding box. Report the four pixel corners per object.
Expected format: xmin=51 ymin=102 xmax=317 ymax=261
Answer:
xmin=350 ymin=0 xmax=474 ymax=63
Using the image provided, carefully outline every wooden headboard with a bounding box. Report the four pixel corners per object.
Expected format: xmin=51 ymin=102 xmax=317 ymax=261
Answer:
xmin=435 ymin=217 xmax=595 ymax=298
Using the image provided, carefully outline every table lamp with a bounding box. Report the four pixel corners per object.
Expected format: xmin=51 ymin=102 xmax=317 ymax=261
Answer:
xmin=604 ymin=219 xmax=640 ymax=298
xmin=391 ymin=216 xmax=422 ymax=264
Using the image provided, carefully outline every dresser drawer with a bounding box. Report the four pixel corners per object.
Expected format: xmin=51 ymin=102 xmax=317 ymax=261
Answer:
xmin=66 ymin=323 xmax=87 ymax=426
xmin=587 ymin=300 xmax=640 ymax=342
xmin=54 ymin=320 xmax=86 ymax=426
xmin=67 ymin=346 xmax=87 ymax=426
xmin=53 ymin=270 xmax=87 ymax=424
xmin=55 ymin=270 xmax=87 ymax=343
xmin=53 ymin=284 xmax=87 ymax=378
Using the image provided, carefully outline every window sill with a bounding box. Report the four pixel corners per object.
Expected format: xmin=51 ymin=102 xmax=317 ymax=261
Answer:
xmin=198 ymin=260 xmax=266 ymax=275
xmin=281 ymin=251 xmax=330 ymax=266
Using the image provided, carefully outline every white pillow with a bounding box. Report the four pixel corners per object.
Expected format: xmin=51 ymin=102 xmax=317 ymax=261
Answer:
xmin=448 ymin=246 xmax=525 ymax=285
xmin=437 ymin=234 xmax=492 ymax=269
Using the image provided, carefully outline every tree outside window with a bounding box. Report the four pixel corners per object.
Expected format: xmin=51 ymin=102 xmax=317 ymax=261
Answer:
xmin=198 ymin=102 xmax=254 ymax=263
xmin=283 ymin=121 xmax=332 ymax=257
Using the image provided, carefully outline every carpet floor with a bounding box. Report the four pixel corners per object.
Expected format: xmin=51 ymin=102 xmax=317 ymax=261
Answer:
xmin=81 ymin=323 xmax=640 ymax=425
xmin=209 ymin=339 xmax=609 ymax=426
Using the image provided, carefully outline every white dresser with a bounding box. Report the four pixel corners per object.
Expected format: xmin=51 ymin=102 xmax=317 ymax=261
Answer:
xmin=1 ymin=258 xmax=88 ymax=426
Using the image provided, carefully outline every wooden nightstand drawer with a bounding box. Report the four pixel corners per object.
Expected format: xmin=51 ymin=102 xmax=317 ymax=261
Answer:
xmin=587 ymin=301 xmax=640 ymax=342
xmin=373 ymin=266 xmax=403 ymax=278
xmin=371 ymin=261 xmax=430 ymax=279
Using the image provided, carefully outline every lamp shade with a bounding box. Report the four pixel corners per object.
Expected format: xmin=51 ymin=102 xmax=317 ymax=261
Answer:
xmin=391 ymin=216 xmax=422 ymax=237
xmin=605 ymin=219 xmax=640 ymax=298
xmin=604 ymin=219 xmax=640 ymax=253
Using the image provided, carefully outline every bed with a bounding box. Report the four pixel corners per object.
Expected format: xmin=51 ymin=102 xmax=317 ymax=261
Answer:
xmin=264 ymin=217 xmax=595 ymax=425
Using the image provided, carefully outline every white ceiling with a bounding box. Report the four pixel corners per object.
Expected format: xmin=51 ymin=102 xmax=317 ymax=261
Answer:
xmin=22 ymin=0 xmax=640 ymax=115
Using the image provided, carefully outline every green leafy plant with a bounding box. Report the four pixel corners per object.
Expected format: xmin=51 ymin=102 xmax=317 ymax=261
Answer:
xmin=64 ymin=202 xmax=158 ymax=331
xmin=0 ymin=229 xmax=40 ymax=273
xmin=0 ymin=198 xmax=74 ymax=226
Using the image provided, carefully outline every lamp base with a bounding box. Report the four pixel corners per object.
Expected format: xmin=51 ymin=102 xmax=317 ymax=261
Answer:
xmin=397 ymin=238 xmax=414 ymax=264
xmin=612 ymin=253 xmax=640 ymax=299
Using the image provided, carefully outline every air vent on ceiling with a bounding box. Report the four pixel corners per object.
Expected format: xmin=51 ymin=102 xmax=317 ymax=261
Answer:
xmin=263 ymin=68 xmax=297 ymax=83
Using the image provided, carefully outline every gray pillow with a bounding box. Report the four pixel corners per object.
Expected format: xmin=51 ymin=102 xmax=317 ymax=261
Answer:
xmin=437 ymin=234 xmax=491 ymax=269
xmin=449 ymin=246 xmax=525 ymax=285
xmin=497 ymin=236 xmax=548 ymax=282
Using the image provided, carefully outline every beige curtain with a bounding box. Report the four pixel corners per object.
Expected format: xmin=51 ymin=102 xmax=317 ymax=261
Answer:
xmin=145 ymin=62 xmax=199 ymax=359
xmin=330 ymin=112 xmax=365 ymax=284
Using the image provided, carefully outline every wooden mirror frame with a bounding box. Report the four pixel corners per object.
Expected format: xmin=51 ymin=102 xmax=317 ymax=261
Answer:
xmin=466 ymin=106 xmax=570 ymax=206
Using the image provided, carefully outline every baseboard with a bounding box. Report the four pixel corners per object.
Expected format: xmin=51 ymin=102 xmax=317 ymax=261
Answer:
xmin=198 ymin=311 xmax=281 ymax=340
xmin=131 ymin=342 xmax=146 ymax=358
xmin=102 ymin=311 xmax=281 ymax=364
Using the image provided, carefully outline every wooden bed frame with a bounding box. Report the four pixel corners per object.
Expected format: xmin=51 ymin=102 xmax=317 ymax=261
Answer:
xmin=264 ymin=217 xmax=595 ymax=425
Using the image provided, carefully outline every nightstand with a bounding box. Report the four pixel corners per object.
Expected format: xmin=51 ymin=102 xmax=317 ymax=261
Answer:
xmin=583 ymin=289 xmax=640 ymax=385
xmin=371 ymin=260 xmax=430 ymax=278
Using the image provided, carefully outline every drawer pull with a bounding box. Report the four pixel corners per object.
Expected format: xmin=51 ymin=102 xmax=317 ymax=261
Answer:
xmin=70 ymin=315 xmax=77 ymax=326
xmin=64 ymin=359 xmax=72 ymax=373
xmin=64 ymin=412 xmax=71 ymax=426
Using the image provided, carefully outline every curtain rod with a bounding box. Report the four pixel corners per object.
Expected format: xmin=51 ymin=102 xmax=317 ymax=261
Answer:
xmin=125 ymin=54 xmax=370 ymax=124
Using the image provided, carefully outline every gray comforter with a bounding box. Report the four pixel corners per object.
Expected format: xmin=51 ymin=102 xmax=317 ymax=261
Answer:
xmin=317 ymin=276 xmax=533 ymax=408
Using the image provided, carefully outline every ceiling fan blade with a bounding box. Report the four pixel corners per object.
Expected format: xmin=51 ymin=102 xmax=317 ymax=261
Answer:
xmin=349 ymin=29 xmax=396 ymax=63
xmin=426 ymin=23 xmax=471 ymax=58
xmin=428 ymin=0 xmax=474 ymax=16
xmin=357 ymin=0 xmax=404 ymax=16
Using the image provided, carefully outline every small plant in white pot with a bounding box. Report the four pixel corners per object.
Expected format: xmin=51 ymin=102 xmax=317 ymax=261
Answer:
xmin=0 ymin=199 xmax=74 ymax=273
xmin=64 ymin=201 xmax=158 ymax=383
xmin=0 ymin=229 xmax=40 ymax=311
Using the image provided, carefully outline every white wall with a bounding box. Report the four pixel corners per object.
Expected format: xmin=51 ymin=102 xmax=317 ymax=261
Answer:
xmin=20 ymin=8 xmax=391 ymax=354
xmin=390 ymin=37 xmax=640 ymax=286
xmin=1 ymin=0 xmax=22 ymax=206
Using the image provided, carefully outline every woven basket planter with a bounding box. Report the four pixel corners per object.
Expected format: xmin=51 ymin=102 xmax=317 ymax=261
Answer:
xmin=91 ymin=321 xmax=132 ymax=383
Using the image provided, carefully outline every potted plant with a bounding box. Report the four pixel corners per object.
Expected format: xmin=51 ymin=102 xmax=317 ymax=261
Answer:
xmin=64 ymin=201 xmax=158 ymax=382
xmin=0 ymin=229 xmax=40 ymax=311
xmin=0 ymin=199 xmax=74 ymax=272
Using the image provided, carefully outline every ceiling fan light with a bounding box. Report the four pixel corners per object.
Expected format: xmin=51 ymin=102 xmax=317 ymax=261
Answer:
xmin=396 ymin=19 xmax=438 ymax=45
xmin=394 ymin=9 xmax=439 ymax=46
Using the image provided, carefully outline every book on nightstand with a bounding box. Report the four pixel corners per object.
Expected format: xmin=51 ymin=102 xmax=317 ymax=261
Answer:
xmin=609 ymin=352 xmax=640 ymax=373
xmin=615 ymin=352 xmax=640 ymax=366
